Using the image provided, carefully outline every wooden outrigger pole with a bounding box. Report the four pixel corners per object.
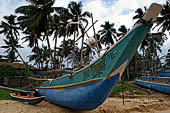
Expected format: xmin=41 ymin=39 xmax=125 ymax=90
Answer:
xmin=0 ymin=85 xmax=33 ymax=93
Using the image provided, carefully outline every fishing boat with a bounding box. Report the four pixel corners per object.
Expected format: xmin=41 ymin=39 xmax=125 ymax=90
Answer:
xmin=159 ymin=71 xmax=170 ymax=77
xmin=10 ymin=92 xmax=45 ymax=105
xmin=0 ymin=85 xmax=44 ymax=105
xmin=134 ymin=76 xmax=170 ymax=94
xmin=38 ymin=3 xmax=162 ymax=110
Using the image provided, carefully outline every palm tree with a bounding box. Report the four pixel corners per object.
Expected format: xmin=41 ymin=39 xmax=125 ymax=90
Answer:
xmin=0 ymin=14 xmax=25 ymax=63
xmin=82 ymin=42 xmax=96 ymax=65
xmin=3 ymin=50 xmax=18 ymax=63
xmin=165 ymin=47 xmax=170 ymax=69
xmin=117 ymin=25 xmax=129 ymax=40
xmin=98 ymin=21 xmax=117 ymax=47
xmin=15 ymin=0 xmax=65 ymax=67
xmin=154 ymin=1 xmax=170 ymax=33
xmin=66 ymin=1 xmax=91 ymax=68
xmin=133 ymin=7 xmax=146 ymax=25
xmin=133 ymin=6 xmax=167 ymax=75
xmin=41 ymin=45 xmax=51 ymax=68
xmin=28 ymin=46 xmax=43 ymax=68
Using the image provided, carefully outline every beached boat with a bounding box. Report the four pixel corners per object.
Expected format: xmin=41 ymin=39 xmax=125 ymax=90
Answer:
xmin=159 ymin=71 xmax=170 ymax=77
xmin=134 ymin=76 xmax=170 ymax=94
xmin=0 ymin=85 xmax=45 ymax=105
xmin=38 ymin=3 xmax=162 ymax=110
xmin=10 ymin=92 xmax=45 ymax=105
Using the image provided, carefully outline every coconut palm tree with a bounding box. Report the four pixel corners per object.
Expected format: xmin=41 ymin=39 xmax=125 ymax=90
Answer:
xmin=133 ymin=6 xmax=168 ymax=75
xmin=133 ymin=7 xmax=146 ymax=25
xmin=28 ymin=46 xmax=43 ymax=68
xmin=98 ymin=21 xmax=117 ymax=47
xmin=15 ymin=0 xmax=65 ymax=67
xmin=155 ymin=1 xmax=170 ymax=33
xmin=0 ymin=14 xmax=25 ymax=63
xmin=117 ymin=25 xmax=129 ymax=40
xmin=66 ymin=1 xmax=91 ymax=68
xmin=165 ymin=47 xmax=170 ymax=68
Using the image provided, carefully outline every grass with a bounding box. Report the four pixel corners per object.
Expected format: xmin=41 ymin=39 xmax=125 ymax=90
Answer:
xmin=0 ymin=89 xmax=12 ymax=100
xmin=110 ymin=84 xmax=136 ymax=97
xmin=135 ymin=91 xmax=145 ymax=95
xmin=0 ymin=86 xmax=25 ymax=100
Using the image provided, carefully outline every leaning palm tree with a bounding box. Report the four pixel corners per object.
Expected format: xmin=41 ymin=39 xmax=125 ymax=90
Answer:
xmin=98 ymin=21 xmax=117 ymax=47
xmin=0 ymin=14 xmax=25 ymax=63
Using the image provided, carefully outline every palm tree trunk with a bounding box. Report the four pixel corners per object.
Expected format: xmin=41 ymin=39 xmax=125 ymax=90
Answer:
xmin=46 ymin=30 xmax=53 ymax=68
xmin=15 ymin=49 xmax=25 ymax=64
xmin=53 ymin=33 xmax=58 ymax=68
xmin=10 ymin=39 xmax=26 ymax=64
xmin=72 ymin=31 xmax=76 ymax=68
xmin=35 ymin=38 xmax=41 ymax=69
xmin=80 ymin=36 xmax=84 ymax=66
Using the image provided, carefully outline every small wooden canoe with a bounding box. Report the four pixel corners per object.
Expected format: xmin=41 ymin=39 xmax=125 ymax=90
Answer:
xmin=10 ymin=92 xmax=45 ymax=105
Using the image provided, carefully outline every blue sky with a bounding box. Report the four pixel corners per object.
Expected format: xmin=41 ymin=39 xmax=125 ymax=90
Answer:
xmin=0 ymin=0 xmax=169 ymax=64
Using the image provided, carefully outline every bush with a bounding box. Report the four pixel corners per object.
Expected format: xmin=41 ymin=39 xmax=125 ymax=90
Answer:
xmin=0 ymin=65 xmax=19 ymax=77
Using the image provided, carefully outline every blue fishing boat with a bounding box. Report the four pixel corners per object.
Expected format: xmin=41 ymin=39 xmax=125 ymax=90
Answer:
xmin=38 ymin=3 xmax=162 ymax=110
xmin=159 ymin=71 xmax=170 ymax=77
xmin=134 ymin=76 xmax=170 ymax=94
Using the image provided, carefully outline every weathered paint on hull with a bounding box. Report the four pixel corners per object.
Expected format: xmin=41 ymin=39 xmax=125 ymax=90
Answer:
xmin=134 ymin=79 xmax=170 ymax=94
xmin=39 ymin=74 xmax=120 ymax=110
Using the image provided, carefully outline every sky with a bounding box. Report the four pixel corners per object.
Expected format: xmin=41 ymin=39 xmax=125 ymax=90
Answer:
xmin=0 ymin=0 xmax=169 ymax=64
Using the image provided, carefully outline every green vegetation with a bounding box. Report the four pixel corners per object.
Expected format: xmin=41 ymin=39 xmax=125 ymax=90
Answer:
xmin=110 ymin=84 xmax=136 ymax=97
xmin=135 ymin=91 xmax=144 ymax=95
xmin=0 ymin=65 xmax=18 ymax=77
xmin=0 ymin=89 xmax=12 ymax=100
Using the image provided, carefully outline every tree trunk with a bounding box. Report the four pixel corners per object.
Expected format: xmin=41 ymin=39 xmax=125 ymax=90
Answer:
xmin=46 ymin=30 xmax=53 ymax=68
xmin=35 ymin=38 xmax=41 ymax=69
xmin=53 ymin=33 xmax=58 ymax=69
xmin=126 ymin=66 xmax=130 ymax=80
xmin=72 ymin=31 xmax=76 ymax=68
xmin=80 ymin=36 xmax=84 ymax=66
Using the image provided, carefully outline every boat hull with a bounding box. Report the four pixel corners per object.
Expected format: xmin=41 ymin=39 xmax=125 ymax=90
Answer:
xmin=10 ymin=93 xmax=45 ymax=105
xmin=39 ymin=73 xmax=120 ymax=110
xmin=134 ymin=79 xmax=170 ymax=94
xmin=159 ymin=71 xmax=170 ymax=77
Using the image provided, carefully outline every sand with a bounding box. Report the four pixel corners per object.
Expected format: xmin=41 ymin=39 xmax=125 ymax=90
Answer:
xmin=1 ymin=91 xmax=170 ymax=113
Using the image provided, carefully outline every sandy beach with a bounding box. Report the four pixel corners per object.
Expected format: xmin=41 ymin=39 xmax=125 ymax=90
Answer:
xmin=1 ymin=90 xmax=170 ymax=113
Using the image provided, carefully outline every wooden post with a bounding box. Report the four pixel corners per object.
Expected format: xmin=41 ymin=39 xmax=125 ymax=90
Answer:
xmin=121 ymin=81 xmax=125 ymax=105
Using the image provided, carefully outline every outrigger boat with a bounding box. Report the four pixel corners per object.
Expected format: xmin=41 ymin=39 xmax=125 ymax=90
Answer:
xmin=10 ymin=92 xmax=44 ymax=105
xmin=0 ymin=86 xmax=44 ymax=105
xmin=37 ymin=3 xmax=162 ymax=110
xmin=134 ymin=76 xmax=170 ymax=95
xmin=159 ymin=71 xmax=170 ymax=77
